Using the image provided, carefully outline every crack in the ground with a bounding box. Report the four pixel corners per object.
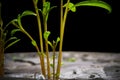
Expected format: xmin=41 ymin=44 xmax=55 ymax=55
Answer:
xmin=13 ymin=59 xmax=39 ymax=65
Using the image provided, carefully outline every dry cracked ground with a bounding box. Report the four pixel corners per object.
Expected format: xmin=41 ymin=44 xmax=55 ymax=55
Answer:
xmin=1 ymin=51 xmax=120 ymax=80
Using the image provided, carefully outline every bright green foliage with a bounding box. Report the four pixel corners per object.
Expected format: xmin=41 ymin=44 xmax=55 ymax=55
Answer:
xmin=64 ymin=2 xmax=76 ymax=12
xmin=21 ymin=10 xmax=36 ymax=17
xmin=43 ymin=31 xmax=60 ymax=49
xmin=56 ymin=37 xmax=60 ymax=46
xmin=39 ymin=1 xmax=57 ymax=21
xmin=43 ymin=31 xmax=51 ymax=40
xmin=6 ymin=0 xmax=111 ymax=79
xmin=75 ymin=0 xmax=112 ymax=13
xmin=43 ymin=2 xmax=50 ymax=16
xmin=63 ymin=0 xmax=111 ymax=13
xmin=31 ymin=40 xmax=37 ymax=46
xmin=16 ymin=10 xmax=36 ymax=28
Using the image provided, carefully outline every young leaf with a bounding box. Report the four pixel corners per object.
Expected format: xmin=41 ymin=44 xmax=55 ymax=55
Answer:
xmin=49 ymin=6 xmax=57 ymax=12
xmin=43 ymin=31 xmax=51 ymax=40
xmin=48 ymin=41 xmax=53 ymax=49
xmin=5 ymin=39 xmax=20 ymax=50
xmin=11 ymin=29 xmax=20 ymax=36
xmin=5 ymin=37 xmax=17 ymax=44
xmin=5 ymin=19 xmax=18 ymax=29
xmin=17 ymin=14 xmax=22 ymax=27
xmin=56 ymin=37 xmax=60 ymax=45
xmin=64 ymin=2 xmax=76 ymax=12
xmin=31 ymin=40 xmax=37 ymax=47
xmin=21 ymin=10 xmax=36 ymax=17
xmin=43 ymin=1 xmax=50 ymax=16
xmin=75 ymin=0 xmax=112 ymax=13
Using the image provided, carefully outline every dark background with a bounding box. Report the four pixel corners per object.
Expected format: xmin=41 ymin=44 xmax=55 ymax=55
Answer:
xmin=1 ymin=0 xmax=119 ymax=53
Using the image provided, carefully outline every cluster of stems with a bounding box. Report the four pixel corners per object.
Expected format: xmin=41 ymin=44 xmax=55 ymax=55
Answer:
xmin=12 ymin=0 xmax=70 ymax=79
xmin=0 ymin=0 xmax=111 ymax=78
xmin=32 ymin=0 xmax=70 ymax=79
xmin=10 ymin=0 xmax=111 ymax=79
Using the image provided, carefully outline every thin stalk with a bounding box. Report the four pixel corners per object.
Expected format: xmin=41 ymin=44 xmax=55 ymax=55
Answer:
xmin=42 ymin=0 xmax=51 ymax=79
xmin=56 ymin=0 xmax=70 ymax=79
xmin=42 ymin=0 xmax=46 ymax=4
xmin=12 ymin=22 xmax=41 ymax=55
xmin=56 ymin=0 xmax=63 ymax=79
xmin=12 ymin=23 xmax=44 ymax=76
xmin=43 ymin=18 xmax=51 ymax=79
xmin=0 ymin=40 xmax=4 ymax=77
xmin=0 ymin=2 xmax=3 ymax=41
xmin=52 ymin=42 xmax=56 ymax=80
xmin=32 ymin=0 xmax=46 ymax=77
xmin=0 ymin=3 xmax=4 ymax=77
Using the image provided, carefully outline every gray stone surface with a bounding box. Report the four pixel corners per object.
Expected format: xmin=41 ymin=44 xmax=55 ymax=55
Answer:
xmin=3 ymin=51 xmax=120 ymax=80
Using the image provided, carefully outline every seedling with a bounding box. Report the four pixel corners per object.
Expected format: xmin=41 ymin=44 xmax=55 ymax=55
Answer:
xmin=7 ymin=0 xmax=111 ymax=79
xmin=0 ymin=2 xmax=20 ymax=77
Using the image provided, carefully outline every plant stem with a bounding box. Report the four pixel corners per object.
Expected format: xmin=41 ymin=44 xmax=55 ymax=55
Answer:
xmin=42 ymin=0 xmax=46 ymax=4
xmin=56 ymin=0 xmax=70 ymax=79
xmin=0 ymin=40 xmax=4 ymax=77
xmin=0 ymin=2 xmax=3 ymax=41
xmin=43 ymin=16 xmax=51 ymax=79
xmin=32 ymin=0 xmax=46 ymax=77
xmin=0 ymin=3 xmax=4 ymax=77
xmin=12 ymin=22 xmax=45 ymax=79
xmin=42 ymin=0 xmax=51 ymax=79
xmin=52 ymin=41 xmax=56 ymax=80
xmin=12 ymin=22 xmax=41 ymax=55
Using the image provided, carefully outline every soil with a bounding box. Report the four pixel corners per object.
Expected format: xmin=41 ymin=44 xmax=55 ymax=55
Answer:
xmin=1 ymin=51 xmax=120 ymax=80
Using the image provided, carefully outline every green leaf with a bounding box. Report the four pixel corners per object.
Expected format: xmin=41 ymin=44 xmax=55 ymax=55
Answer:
xmin=5 ymin=37 xmax=17 ymax=44
xmin=43 ymin=1 xmax=50 ymax=16
xmin=21 ymin=10 xmax=36 ymax=17
xmin=48 ymin=41 xmax=53 ymax=48
xmin=56 ymin=37 xmax=60 ymax=44
xmin=50 ymin=6 xmax=57 ymax=11
xmin=31 ymin=40 xmax=37 ymax=46
xmin=17 ymin=14 xmax=22 ymax=27
xmin=64 ymin=2 xmax=76 ymax=12
xmin=5 ymin=39 xmax=20 ymax=50
xmin=41 ymin=2 xmax=56 ymax=21
xmin=43 ymin=31 xmax=51 ymax=40
xmin=38 ymin=9 xmax=42 ymax=13
xmin=5 ymin=19 xmax=18 ymax=30
xmin=11 ymin=29 xmax=20 ymax=36
xmin=75 ymin=0 xmax=112 ymax=13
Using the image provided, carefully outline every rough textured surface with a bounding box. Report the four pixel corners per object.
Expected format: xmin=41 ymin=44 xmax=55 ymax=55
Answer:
xmin=2 ymin=51 xmax=120 ymax=80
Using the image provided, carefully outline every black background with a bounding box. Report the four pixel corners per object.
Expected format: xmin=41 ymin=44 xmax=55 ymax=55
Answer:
xmin=1 ymin=0 xmax=119 ymax=53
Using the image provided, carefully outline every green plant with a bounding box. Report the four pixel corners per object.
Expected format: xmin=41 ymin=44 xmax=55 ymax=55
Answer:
xmin=0 ymin=2 xmax=20 ymax=77
xmin=8 ymin=0 xmax=111 ymax=79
